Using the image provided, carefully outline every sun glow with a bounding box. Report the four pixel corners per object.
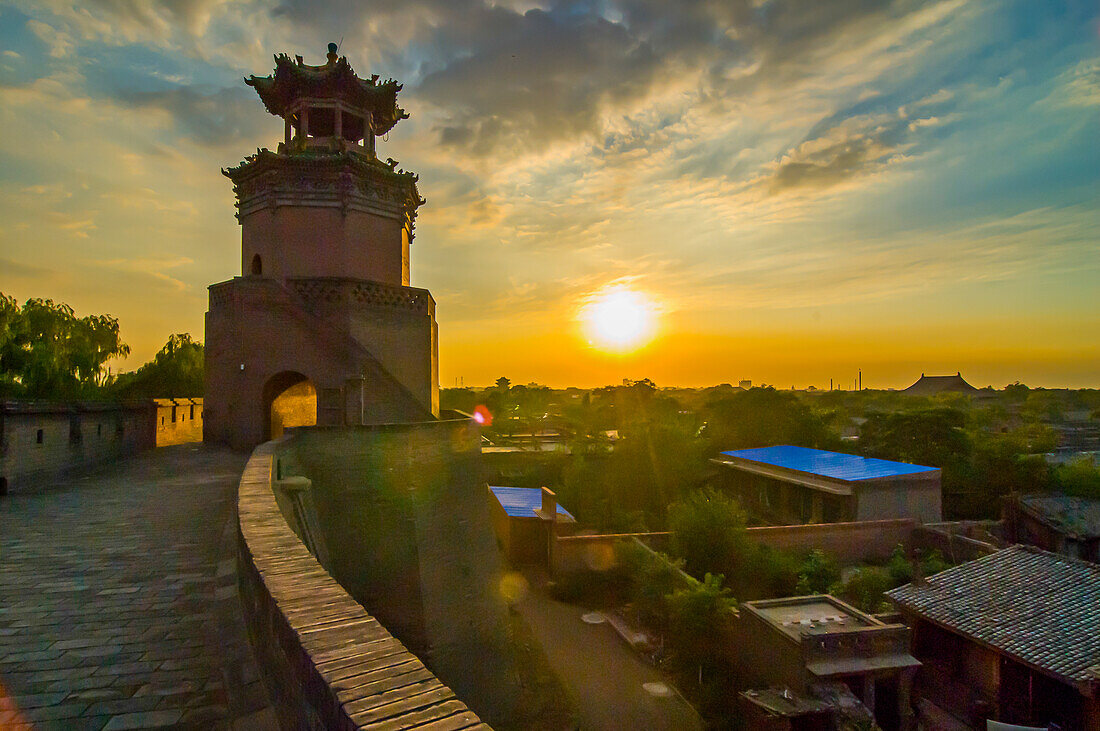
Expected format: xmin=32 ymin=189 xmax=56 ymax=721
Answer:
xmin=582 ymin=287 xmax=658 ymax=352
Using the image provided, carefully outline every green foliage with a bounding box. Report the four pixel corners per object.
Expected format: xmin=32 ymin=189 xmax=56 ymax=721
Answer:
xmin=112 ymin=333 xmax=203 ymax=399
xmin=887 ymin=545 xmax=914 ymax=586
xmin=0 ymin=292 xmax=130 ymax=399
xmin=557 ymin=381 xmax=704 ymax=530
xmin=859 ymin=407 xmax=970 ymax=471
xmin=1054 ymin=456 xmax=1100 ymax=499
xmin=834 ymin=566 xmax=893 ymax=614
xmin=701 ymin=387 xmax=839 ymax=455
xmin=795 ymin=549 xmax=840 ymax=595
xmin=886 ymin=545 xmax=950 ymax=586
xmin=665 ymin=572 xmax=736 ymax=668
xmin=439 ymin=387 xmax=477 ymax=413
xmin=668 ymin=488 xmax=748 ymax=579
xmin=615 ymin=541 xmax=682 ymax=629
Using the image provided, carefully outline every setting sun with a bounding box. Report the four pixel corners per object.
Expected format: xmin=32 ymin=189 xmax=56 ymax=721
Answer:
xmin=582 ymin=287 xmax=658 ymax=352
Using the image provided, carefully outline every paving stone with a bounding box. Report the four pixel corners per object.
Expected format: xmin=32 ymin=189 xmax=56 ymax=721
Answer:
xmin=21 ymin=702 xmax=91 ymax=721
xmin=0 ymin=446 xmax=273 ymax=728
xmin=101 ymin=709 xmax=184 ymax=730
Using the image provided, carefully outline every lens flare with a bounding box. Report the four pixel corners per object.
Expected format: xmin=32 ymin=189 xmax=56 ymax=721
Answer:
xmin=472 ymin=405 xmax=493 ymax=426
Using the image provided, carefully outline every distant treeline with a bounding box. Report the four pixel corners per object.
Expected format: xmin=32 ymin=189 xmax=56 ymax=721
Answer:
xmin=447 ymin=378 xmax=1100 ymax=524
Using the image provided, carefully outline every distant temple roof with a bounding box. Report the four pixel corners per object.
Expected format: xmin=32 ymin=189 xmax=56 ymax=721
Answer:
xmin=246 ymin=47 xmax=408 ymax=135
xmin=901 ymin=372 xmax=978 ymax=395
xmin=718 ymin=445 xmax=937 ymax=483
xmin=887 ymin=545 xmax=1100 ymax=687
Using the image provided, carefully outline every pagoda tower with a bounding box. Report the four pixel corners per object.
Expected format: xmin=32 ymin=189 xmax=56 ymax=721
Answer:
xmin=205 ymin=45 xmax=438 ymax=449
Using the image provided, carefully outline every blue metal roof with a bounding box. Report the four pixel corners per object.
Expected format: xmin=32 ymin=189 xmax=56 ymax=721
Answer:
xmin=489 ymin=486 xmax=575 ymax=520
xmin=720 ymin=445 xmax=936 ymax=482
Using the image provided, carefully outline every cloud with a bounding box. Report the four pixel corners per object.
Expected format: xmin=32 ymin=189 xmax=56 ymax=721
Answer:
xmin=0 ymin=258 xmax=51 ymax=279
xmin=98 ymin=256 xmax=193 ymax=292
xmin=760 ymin=113 xmax=914 ymax=195
xmin=26 ymin=18 xmax=74 ymax=57
xmin=116 ymin=85 xmax=267 ymax=148
xmin=1044 ymin=57 xmax=1100 ymax=109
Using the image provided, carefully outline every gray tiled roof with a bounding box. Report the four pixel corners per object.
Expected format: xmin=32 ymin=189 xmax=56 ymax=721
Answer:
xmin=1018 ymin=494 xmax=1100 ymax=539
xmin=886 ymin=545 xmax=1100 ymax=685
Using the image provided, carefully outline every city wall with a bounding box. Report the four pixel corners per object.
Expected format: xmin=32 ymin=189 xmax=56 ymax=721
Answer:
xmin=154 ymin=398 xmax=204 ymax=447
xmin=236 ymin=438 xmax=488 ymax=730
xmin=274 ymin=421 xmax=519 ymax=725
xmin=0 ymin=400 xmax=156 ymax=495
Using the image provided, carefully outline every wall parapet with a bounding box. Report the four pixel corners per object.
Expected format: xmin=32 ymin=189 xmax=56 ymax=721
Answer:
xmin=0 ymin=399 xmax=156 ymax=494
xmin=745 ymin=519 xmax=916 ymax=563
xmin=287 ymin=277 xmax=435 ymax=316
xmin=236 ymin=439 xmax=489 ymax=731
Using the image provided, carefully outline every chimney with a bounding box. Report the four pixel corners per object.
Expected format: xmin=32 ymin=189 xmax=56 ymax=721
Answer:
xmin=540 ymin=487 xmax=557 ymax=522
xmin=911 ymin=549 xmax=926 ymax=586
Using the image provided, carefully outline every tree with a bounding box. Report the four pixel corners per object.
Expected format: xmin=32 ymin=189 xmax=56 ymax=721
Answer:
xmin=701 ymin=387 xmax=838 ymax=455
xmin=112 ymin=333 xmax=204 ymax=399
xmin=667 ymin=488 xmax=748 ymax=579
xmin=0 ymin=293 xmax=130 ymax=398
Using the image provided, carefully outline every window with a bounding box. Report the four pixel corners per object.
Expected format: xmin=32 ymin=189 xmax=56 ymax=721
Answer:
xmin=190 ymin=404 xmax=195 ymax=420
xmin=250 ymin=254 xmax=262 ymax=275
xmin=69 ymin=417 xmax=82 ymax=444
xmin=36 ymin=429 xmax=44 ymax=444
xmin=97 ymin=423 xmax=102 ymax=437
xmin=171 ymin=406 xmax=177 ymax=423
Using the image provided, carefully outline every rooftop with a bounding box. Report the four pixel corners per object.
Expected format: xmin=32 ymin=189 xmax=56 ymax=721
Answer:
xmin=1016 ymin=494 xmax=1100 ymax=540
xmin=719 ymin=445 xmax=937 ymax=482
xmin=746 ymin=595 xmax=879 ymax=641
xmin=489 ymin=486 xmax=575 ymax=520
xmin=246 ymin=49 xmax=407 ymax=134
xmin=886 ymin=545 xmax=1100 ymax=686
xmin=902 ymin=372 xmax=978 ymax=395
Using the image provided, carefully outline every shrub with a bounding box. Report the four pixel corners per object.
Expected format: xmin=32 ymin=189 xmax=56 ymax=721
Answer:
xmin=668 ymin=487 xmax=748 ymax=579
xmin=836 ymin=567 xmax=893 ymax=614
xmin=795 ymin=549 xmax=841 ymax=595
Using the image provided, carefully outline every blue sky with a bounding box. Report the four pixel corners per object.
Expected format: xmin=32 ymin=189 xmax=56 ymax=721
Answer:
xmin=0 ymin=0 xmax=1097 ymax=388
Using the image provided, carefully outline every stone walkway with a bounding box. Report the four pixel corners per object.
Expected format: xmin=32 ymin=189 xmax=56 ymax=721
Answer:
xmin=0 ymin=445 xmax=275 ymax=730
xmin=516 ymin=571 xmax=704 ymax=731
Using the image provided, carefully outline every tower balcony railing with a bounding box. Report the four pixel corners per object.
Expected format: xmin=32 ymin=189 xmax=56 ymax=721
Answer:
xmin=209 ymin=277 xmax=434 ymax=317
xmin=286 ymin=276 xmax=435 ymax=316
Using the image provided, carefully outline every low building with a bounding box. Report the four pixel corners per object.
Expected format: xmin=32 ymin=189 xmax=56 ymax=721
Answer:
xmin=1003 ymin=493 xmax=1100 ymax=562
xmin=732 ymin=595 xmax=920 ymax=730
xmin=713 ymin=445 xmax=941 ymax=525
xmin=886 ymin=545 xmax=1100 ymax=729
xmin=488 ymin=486 xmax=576 ymax=566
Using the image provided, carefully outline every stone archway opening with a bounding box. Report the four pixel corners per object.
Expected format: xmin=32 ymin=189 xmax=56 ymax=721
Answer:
xmin=263 ymin=371 xmax=317 ymax=441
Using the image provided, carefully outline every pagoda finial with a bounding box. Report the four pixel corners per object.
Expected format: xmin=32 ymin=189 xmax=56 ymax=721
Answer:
xmin=327 ymin=42 xmax=338 ymax=65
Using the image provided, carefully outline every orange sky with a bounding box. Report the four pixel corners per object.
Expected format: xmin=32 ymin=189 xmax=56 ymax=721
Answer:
xmin=0 ymin=1 xmax=1097 ymax=389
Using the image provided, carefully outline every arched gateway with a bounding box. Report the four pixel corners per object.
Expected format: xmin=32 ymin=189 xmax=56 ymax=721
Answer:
xmin=204 ymin=45 xmax=438 ymax=449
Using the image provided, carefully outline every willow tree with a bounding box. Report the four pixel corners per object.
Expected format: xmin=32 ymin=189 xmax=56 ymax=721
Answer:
xmin=0 ymin=293 xmax=130 ymax=399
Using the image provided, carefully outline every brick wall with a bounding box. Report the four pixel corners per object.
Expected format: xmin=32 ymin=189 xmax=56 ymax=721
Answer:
xmin=154 ymin=398 xmax=204 ymax=447
xmin=236 ymin=440 xmax=489 ymax=731
xmin=0 ymin=400 xmax=156 ymax=494
xmin=279 ymin=422 xmax=519 ymax=726
xmin=745 ymin=519 xmax=916 ymax=563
